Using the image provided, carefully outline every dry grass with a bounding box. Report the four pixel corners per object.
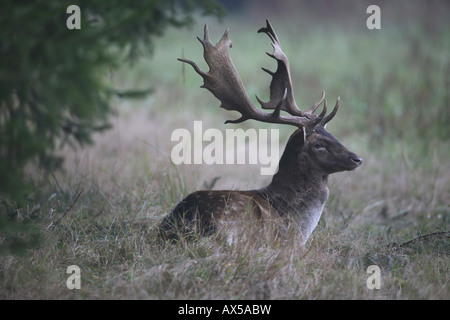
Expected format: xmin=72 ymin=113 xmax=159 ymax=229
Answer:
xmin=1 ymin=5 xmax=449 ymax=300
xmin=1 ymin=107 xmax=447 ymax=300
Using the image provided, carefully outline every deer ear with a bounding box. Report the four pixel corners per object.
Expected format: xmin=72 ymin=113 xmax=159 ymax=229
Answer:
xmin=287 ymin=128 xmax=306 ymax=151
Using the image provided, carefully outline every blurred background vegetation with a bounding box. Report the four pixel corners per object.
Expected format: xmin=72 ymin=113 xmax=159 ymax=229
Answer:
xmin=0 ymin=0 xmax=448 ymax=298
xmin=0 ymin=0 xmax=225 ymax=255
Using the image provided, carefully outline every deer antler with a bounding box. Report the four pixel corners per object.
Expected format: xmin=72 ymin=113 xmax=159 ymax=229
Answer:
xmin=178 ymin=20 xmax=339 ymax=132
xmin=256 ymin=20 xmax=325 ymax=118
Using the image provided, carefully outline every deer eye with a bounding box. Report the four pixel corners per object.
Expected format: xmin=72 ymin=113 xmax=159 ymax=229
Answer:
xmin=313 ymin=143 xmax=325 ymax=150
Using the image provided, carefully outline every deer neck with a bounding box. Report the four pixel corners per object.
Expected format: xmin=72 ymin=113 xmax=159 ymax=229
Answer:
xmin=256 ymin=167 xmax=329 ymax=244
xmin=261 ymin=167 xmax=330 ymax=216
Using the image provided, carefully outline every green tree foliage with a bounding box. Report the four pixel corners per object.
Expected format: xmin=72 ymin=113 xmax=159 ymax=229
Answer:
xmin=0 ymin=0 xmax=224 ymax=254
xmin=0 ymin=0 xmax=224 ymax=204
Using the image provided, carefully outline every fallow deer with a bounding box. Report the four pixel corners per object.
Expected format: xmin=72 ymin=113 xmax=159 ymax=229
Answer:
xmin=159 ymin=20 xmax=362 ymax=244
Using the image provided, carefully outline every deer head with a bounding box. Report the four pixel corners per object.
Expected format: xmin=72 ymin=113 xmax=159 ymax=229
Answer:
xmin=277 ymin=125 xmax=362 ymax=178
xmin=162 ymin=20 xmax=362 ymax=244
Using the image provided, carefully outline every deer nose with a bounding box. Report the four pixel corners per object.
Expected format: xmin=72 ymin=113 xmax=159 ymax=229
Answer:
xmin=351 ymin=157 xmax=363 ymax=166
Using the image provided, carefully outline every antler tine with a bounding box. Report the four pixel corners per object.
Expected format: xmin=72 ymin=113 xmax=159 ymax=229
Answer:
xmin=177 ymin=57 xmax=205 ymax=78
xmin=307 ymin=98 xmax=328 ymax=129
xmin=307 ymin=90 xmax=326 ymax=114
xmin=320 ymin=97 xmax=340 ymax=127
xmin=225 ymin=88 xmax=288 ymax=125
xmin=203 ymin=23 xmax=210 ymax=42
xmin=272 ymin=88 xmax=288 ymax=118
xmin=257 ymin=19 xmax=280 ymax=45
xmin=178 ymin=25 xmax=211 ymax=77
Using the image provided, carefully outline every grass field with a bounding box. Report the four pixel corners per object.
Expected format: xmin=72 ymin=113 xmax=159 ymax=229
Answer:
xmin=1 ymin=2 xmax=449 ymax=299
